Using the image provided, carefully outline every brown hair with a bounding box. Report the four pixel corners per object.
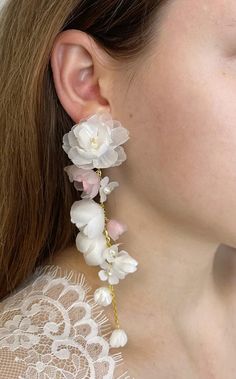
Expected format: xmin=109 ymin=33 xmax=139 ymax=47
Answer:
xmin=0 ymin=0 xmax=168 ymax=300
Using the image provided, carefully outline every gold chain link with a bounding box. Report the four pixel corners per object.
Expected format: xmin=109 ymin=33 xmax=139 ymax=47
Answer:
xmin=108 ymin=283 xmax=120 ymax=329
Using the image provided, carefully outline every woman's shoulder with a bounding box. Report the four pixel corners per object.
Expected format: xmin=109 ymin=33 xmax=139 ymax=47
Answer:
xmin=0 ymin=264 xmax=131 ymax=379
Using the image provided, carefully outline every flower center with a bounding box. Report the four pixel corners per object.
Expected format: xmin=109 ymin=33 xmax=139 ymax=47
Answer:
xmin=90 ymin=137 xmax=99 ymax=149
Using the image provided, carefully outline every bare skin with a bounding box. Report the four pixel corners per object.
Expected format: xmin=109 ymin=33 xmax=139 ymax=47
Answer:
xmin=49 ymin=0 xmax=236 ymax=377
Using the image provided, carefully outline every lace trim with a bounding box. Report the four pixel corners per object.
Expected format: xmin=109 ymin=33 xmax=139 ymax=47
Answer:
xmin=34 ymin=264 xmax=132 ymax=379
xmin=0 ymin=263 xmax=133 ymax=379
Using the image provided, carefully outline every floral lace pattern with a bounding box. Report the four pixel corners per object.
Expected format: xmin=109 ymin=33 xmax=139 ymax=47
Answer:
xmin=0 ymin=265 xmax=132 ymax=379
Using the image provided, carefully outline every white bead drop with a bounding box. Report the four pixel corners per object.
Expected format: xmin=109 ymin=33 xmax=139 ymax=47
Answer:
xmin=109 ymin=328 xmax=128 ymax=348
xmin=94 ymin=287 xmax=112 ymax=306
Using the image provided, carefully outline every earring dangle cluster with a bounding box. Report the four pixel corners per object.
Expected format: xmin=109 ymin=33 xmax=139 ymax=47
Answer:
xmin=62 ymin=110 xmax=138 ymax=348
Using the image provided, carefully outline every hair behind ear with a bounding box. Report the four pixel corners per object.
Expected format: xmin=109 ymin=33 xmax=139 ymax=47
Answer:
xmin=0 ymin=0 xmax=168 ymax=300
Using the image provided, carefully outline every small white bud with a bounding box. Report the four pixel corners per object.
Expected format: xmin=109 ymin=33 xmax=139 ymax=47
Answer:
xmin=109 ymin=328 xmax=128 ymax=348
xmin=94 ymin=287 xmax=112 ymax=306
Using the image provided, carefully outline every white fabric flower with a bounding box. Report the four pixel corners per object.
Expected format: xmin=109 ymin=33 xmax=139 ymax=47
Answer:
xmin=70 ymin=199 xmax=105 ymax=238
xmin=101 ymin=244 xmax=120 ymax=262
xmin=99 ymin=176 xmax=119 ymax=203
xmin=109 ymin=328 xmax=128 ymax=348
xmin=76 ymin=231 xmax=107 ymax=266
xmin=93 ymin=287 xmax=112 ymax=306
xmin=98 ymin=245 xmax=138 ymax=285
xmin=62 ymin=112 xmax=129 ymax=169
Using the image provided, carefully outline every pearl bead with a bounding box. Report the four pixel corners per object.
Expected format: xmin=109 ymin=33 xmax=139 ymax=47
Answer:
xmin=103 ymin=186 xmax=111 ymax=195
xmin=94 ymin=287 xmax=112 ymax=306
xmin=110 ymin=249 xmax=117 ymax=257
xmin=109 ymin=328 xmax=128 ymax=348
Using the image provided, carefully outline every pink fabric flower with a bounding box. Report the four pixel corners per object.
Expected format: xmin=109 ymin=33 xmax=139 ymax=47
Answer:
xmin=106 ymin=219 xmax=128 ymax=241
xmin=64 ymin=165 xmax=100 ymax=199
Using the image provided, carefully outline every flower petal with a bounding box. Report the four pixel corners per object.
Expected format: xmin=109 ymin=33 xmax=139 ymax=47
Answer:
xmin=93 ymin=148 xmax=118 ymax=168
xmin=83 ymin=214 xmax=105 ymax=239
xmin=114 ymin=146 xmax=127 ymax=166
xmin=70 ymin=199 xmax=105 ymax=237
xmin=98 ymin=270 xmax=108 ymax=281
xmin=68 ymin=147 xmax=92 ymax=166
xmin=68 ymin=130 xmax=79 ymax=147
xmin=111 ymin=126 xmax=130 ymax=147
xmin=75 ymin=232 xmax=107 ymax=266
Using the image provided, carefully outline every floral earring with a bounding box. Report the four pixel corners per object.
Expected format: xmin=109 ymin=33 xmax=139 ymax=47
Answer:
xmin=62 ymin=110 xmax=138 ymax=348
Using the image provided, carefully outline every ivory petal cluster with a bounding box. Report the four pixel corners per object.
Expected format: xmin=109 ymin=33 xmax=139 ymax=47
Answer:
xmin=70 ymin=199 xmax=105 ymax=239
xmin=62 ymin=112 xmax=130 ymax=170
xmin=98 ymin=245 xmax=138 ymax=285
xmin=64 ymin=164 xmax=119 ymax=205
xmin=76 ymin=232 xmax=107 ymax=266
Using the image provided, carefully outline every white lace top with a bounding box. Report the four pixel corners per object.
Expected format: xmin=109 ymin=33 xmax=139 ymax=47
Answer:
xmin=0 ymin=264 xmax=133 ymax=379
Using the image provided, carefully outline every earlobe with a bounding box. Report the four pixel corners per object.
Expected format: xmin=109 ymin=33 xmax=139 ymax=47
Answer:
xmin=50 ymin=30 xmax=110 ymax=122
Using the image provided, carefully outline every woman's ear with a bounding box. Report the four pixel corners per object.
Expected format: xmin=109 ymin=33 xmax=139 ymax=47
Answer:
xmin=50 ymin=29 xmax=112 ymax=122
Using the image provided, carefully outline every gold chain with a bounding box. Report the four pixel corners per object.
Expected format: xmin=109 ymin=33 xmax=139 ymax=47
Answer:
xmin=108 ymin=283 xmax=120 ymax=329
xmin=96 ymin=169 xmax=120 ymax=330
